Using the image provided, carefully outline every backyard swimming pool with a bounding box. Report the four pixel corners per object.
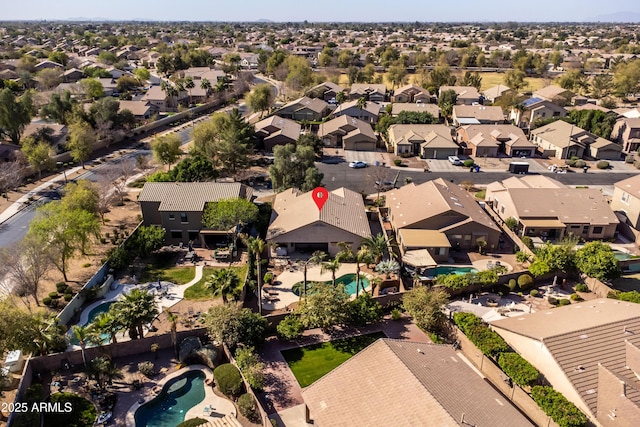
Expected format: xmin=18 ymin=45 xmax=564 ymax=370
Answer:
xmin=292 ymin=273 xmax=370 ymax=296
xmin=69 ymin=301 xmax=115 ymax=345
xmin=422 ymin=266 xmax=478 ymax=278
xmin=134 ymin=370 xmax=206 ymax=427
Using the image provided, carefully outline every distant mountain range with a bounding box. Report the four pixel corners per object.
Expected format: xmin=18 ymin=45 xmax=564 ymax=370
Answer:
xmin=585 ymin=11 xmax=640 ymax=22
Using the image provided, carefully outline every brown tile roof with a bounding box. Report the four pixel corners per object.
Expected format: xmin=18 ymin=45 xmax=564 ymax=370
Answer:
xmin=333 ymin=99 xmax=381 ymax=116
xmin=453 ymin=105 xmax=505 ymax=122
xmin=267 ymin=187 xmax=371 ymax=240
xmin=391 ymin=102 xmax=440 ymax=117
xmin=614 ymin=175 xmax=640 ymax=197
xmin=318 ymin=116 xmax=375 ymax=140
xmin=302 ymin=339 xmax=534 ymax=427
xmin=385 ymin=178 xmax=500 ymax=232
xmin=138 ymin=182 xmax=253 ymax=212
xmin=255 ymin=115 xmax=301 ymax=141
xmin=439 ymin=85 xmax=480 ymax=100
xmin=459 ymin=125 xmax=532 ymax=148
xmin=350 ymin=83 xmax=387 ymax=96
xmin=492 ymin=299 xmax=640 ymax=417
xmin=389 ymin=124 xmax=458 ymax=149
xmin=531 ymin=120 xmax=594 ymax=149
xmin=118 ymin=100 xmax=151 ymax=117
xmin=279 ymin=96 xmax=329 ymax=114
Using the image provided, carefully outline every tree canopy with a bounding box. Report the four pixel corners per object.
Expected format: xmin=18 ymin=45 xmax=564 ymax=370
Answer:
xmin=402 ymin=286 xmax=448 ymax=332
xmin=269 ymin=143 xmax=323 ymax=192
xmin=202 ymin=198 xmax=259 ymax=232
xmin=574 ymin=241 xmax=621 ymax=281
xmin=152 ymin=133 xmax=182 ymax=170
xmin=0 ymin=88 xmax=35 ymax=144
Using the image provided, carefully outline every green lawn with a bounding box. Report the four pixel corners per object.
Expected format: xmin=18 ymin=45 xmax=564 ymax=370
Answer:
xmin=138 ymin=254 xmax=196 ymax=285
xmin=183 ymin=264 xmax=248 ymax=300
xmin=282 ymin=332 xmax=386 ymax=387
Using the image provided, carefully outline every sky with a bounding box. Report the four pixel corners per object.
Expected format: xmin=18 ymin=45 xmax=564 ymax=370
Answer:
xmin=2 ymin=0 xmax=639 ymax=22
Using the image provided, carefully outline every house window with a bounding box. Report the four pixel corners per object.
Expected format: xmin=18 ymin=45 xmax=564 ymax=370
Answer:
xmin=582 ymin=226 xmax=589 ymax=234
xmin=169 ymin=213 xmax=175 ymax=220
xmin=171 ymin=231 xmax=182 ymax=239
xmin=501 ymin=206 xmax=505 ymax=214
xmin=437 ymin=247 xmax=447 ymax=256
xmin=593 ymin=227 xmax=603 ymax=234
xmin=180 ymin=213 xmax=188 ymax=223
xmin=621 ymin=192 xmax=630 ymax=205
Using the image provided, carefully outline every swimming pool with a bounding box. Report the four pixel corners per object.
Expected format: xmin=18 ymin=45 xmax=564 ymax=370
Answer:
xmin=613 ymin=250 xmax=633 ymax=261
xmin=70 ymin=301 xmax=115 ymax=345
xmin=293 ymin=273 xmax=370 ymax=296
xmin=422 ymin=266 xmax=478 ymax=278
xmin=134 ymin=370 xmax=206 ymax=427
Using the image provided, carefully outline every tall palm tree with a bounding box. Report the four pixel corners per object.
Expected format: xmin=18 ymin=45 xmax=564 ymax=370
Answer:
xmin=361 ymin=233 xmax=391 ymax=265
xmin=185 ymin=76 xmax=195 ymax=105
xmin=164 ymin=308 xmax=179 ymax=356
xmin=355 ymin=248 xmax=373 ymax=297
xmin=356 ymin=96 xmax=367 ymax=111
xmin=242 ymin=235 xmax=267 ymax=315
xmin=301 ymin=250 xmax=327 ymax=298
xmin=200 ymin=78 xmax=211 ymax=99
xmin=71 ymin=324 xmax=100 ymax=368
xmin=205 ymin=268 xmax=240 ymax=304
xmin=112 ymin=289 xmax=158 ymax=340
xmin=335 ymin=242 xmax=355 ymax=263
xmin=89 ymin=356 xmax=123 ymax=391
xmin=93 ymin=312 xmax=123 ymax=344
xmin=321 ymin=258 xmax=341 ymax=287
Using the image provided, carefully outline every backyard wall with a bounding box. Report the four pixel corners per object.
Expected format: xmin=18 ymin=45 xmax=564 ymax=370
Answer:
xmin=56 ymin=262 xmax=111 ymax=326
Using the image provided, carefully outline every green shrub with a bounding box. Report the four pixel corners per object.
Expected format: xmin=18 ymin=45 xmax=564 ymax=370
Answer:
xmin=596 ymin=160 xmax=609 ymax=169
xmin=462 ymin=158 xmax=474 ymax=167
xmin=521 ymin=236 xmax=534 ymax=250
xmin=508 ymin=279 xmax=518 ymax=292
xmin=574 ymin=283 xmax=589 ymax=292
xmin=277 ymin=315 xmax=305 ymax=340
xmin=497 ymin=352 xmax=539 ymax=387
xmin=48 ymin=291 xmax=59 ymax=298
xmin=453 ymin=312 xmax=508 ymax=357
xmin=235 ymin=347 xmax=265 ymax=391
xmin=570 ymin=293 xmax=583 ymax=301
xmin=531 ymin=386 xmax=587 ymax=427
xmin=43 ymin=297 xmax=52 ymax=306
xmin=515 ymin=251 xmax=530 ymax=263
xmin=614 ymin=290 xmax=640 ymax=303
xmin=530 ymin=289 xmax=539 ymax=297
xmin=44 ymin=392 xmax=97 ymax=427
xmin=82 ymin=262 xmax=91 ymax=268
xmin=138 ymin=361 xmax=154 ymax=377
xmin=238 ymin=393 xmax=260 ymax=423
xmin=517 ymin=274 xmax=533 ymax=290
xmin=213 ymin=363 xmax=244 ymax=397
xmin=393 ymin=159 xmax=402 ymax=166
xmin=56 ymin=282 xmax=68 ymax=293
xmin=391 ymin=308 xmax=402 ymax=320
xmin=349 ymin=293 xmax=383 ymax=326
xmin=548 ymin=296 xmax=559 ymax=305
xmin=625 ymin=155 xmax=635 ymax=164
xmin=64 ymin=293 xmax=73 ymax=302
xmin=177 ymin=418 xmax=210 ymax=427
xmin=559 ymin=298 xmax=571 ymax=306
xmin=263 ymin=272 xmax=274 ymax=284
xmin=107 ymin=246 xmax=130 ymax=271
xmin=574 ymin=160 xmax=586 ymax=168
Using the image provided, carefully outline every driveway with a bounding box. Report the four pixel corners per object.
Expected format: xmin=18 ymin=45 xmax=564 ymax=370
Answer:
xmin=343 ymin=149 xmax=391 ymax=166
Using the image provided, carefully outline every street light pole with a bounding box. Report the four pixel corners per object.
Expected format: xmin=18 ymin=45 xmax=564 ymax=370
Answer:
xmin=56 ymin=162 xmax=68 ymax=184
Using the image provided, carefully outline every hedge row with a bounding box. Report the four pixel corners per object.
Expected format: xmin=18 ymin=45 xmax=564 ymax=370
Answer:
xmin=497 ymin=352 xmax=539 ymax=387
xmin=453 ymin=312 xmax=509 ymax=357
xmin=531 ymin=386 xmax=587 ymax=427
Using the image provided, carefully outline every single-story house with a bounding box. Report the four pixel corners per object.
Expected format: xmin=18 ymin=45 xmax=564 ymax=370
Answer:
xmin=138 ymin=182 xmax=254 ymax=247
xmin=391 ymin=84 xmax=431 ymax=103
xmin=491 ymin=299 xmax=640 ymax=426
xmin=254 ymin=115 xmax=301 ymax=151
xmin=276 ymin=96 xmax=330 ymax=122
xmin=485 ymin=175 xmax=618 ymax=240
xmin=533 ymin=84 xmax=575 ymax=106
xmin=302 ymin=339 xmax=534 ymax=427
xmin=457 ymin=124 xmax=535 ymax=157
xmin=482 ymin=84 xmax=513 ymax=103
xmin=390 ymin=103 xmax=441 ymax=121
xmin=267 ymin=187 xmax=371 ymax=257
xmin=452 ymin=105 xmax=505 ymax=126
xmin=349 ymin=83 xmax=387 ymax=102
xmin=385 ymin=178 xmax=501 ymax=259
xmin=318 ymin=116 xmax=377 ymax=151
xmin=438 ymin=85 xmax=481 ymax=105
xmin=388 ymin=124 xmax=459 ymax=158
xmin=331 ymin=99 xmax=381 ymax=124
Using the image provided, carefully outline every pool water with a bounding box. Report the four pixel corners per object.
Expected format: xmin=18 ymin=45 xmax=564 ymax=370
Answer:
xmin=293 ymin=273 xmax=370 ymax=296
xmin=613 ymin=250 xmax=633 ymax=261
xmin=423 ymin=266 xmax=478 ymax=277
xmin=135 ymin=370 xmax=206 ymax=427
xmin=70 ymin=301 xmax=114 ymax=345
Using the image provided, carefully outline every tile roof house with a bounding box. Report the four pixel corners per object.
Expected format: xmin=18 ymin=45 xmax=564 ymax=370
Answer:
xmin=267 ymin=187 xmax=371 ymax=257
xmin=452 ymin=104 xmax=505 ymax=126
xmin=302 ymin=339 xmax=534 ymax=427
xmin=254 ymin=115 xmax=301 ymax=151
xmin=610 ymin=175 xmax=640 ymax=243
xmin=138 ymin=182 xmax=253 ymax=246
xmin=349 ymin=83 xmax=387 ymax=102
xmin=305 ymin=81 xmax=344 ymax=102
xmin=391 ymin=84 xmax=431 ymax=103
xmin=384 ymin=179 xmax=501 ymax=263
xmin=491 ymin=299 xmax=640 ymax=426
xmin=276 ymin=96 xmax=329 ymax=121
xmin=533 ymin=84 xmax=575 ymax=106
xmin=390 ymin=102 xmax=440 ymax=121
xmin=318 ymin=116 xmax=377 ymax=151
xmin=509 ymin=98 xmax=567 ymax=130
xmin=118 ymin=100 xmax=152 ymax=120
xmin=611 ymin=117 xmax=640 ymax=153
xmin=141 ymin=85 xmax=169 ymax=112
xmin=531 ymin=120 xmax=621 ymax=160
xmin=438 ymin=85 xmax=481 ymax=105
xmin=456 ymin=124 xmax=535 ymax=157
xmin=482 ymin=84 xmax=513 ymax=103
xmin=388 ymin=124 xmax=459 ymax=158
xmin=485 ymin=176 xmax=618 ymax=240
xmin=331 ymin=99 xmax=381 ymax=124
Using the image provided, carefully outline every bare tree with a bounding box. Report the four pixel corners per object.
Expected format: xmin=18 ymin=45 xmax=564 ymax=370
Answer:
xmin=0 ymin=235 xmax=52 ymax=307
xmin=101 ymin=158 xmax=137 ymax=205
xmin=368 ymin=166 xmax=392 ymax=201
xmin=95 ymin=174 xmax=115 ymax=223
xmin=0 ymin=161 xmax=25 ymax=200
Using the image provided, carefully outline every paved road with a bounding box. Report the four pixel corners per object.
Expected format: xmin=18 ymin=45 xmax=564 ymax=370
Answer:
xmin=317 ymin=162 xmax=637 ymax=194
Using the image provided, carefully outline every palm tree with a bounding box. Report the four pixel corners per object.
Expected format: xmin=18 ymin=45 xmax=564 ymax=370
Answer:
xmin=185 ymin=76 xmax=195 ymax=106
xmin=164 ymin=308 xmax=179 ymax=356
xmin=242 ymin=235 xmax=267 ymax=315
xmin=321 ymin=258 xmax=341 ymax=287
xmin=89 ymin=356 xmax=123 ymax=391
xmin=93 ymin=312 xmax=123 ymax=344
xmin=375 ymin=259 xmax=400 ymax=279
xmin=370 ymin=276 xmax=383 ymax=297
xmin=71 ymin=324 xmax=100 ymax=368
xmin=335 ymin=242 xmax=355 ymax=263
xmin=355 ymin=248 xmax=373 ymax=297
xmin=361 ymin=233 xmax=391 ymax=265
xmin=301 ymin=251 xmax=327 ymax=298
xmin=356 ymin=96 xmax=367 ymax=111
xmin=336 ymin=91 xmax=346 ymax=104
xmin=200 ymin=78 xmax=211 ymax=99
xmin=205 ymin=268 xmax=240 ymax=304
xmin=112 ymin=288 xmax=158 ymax=340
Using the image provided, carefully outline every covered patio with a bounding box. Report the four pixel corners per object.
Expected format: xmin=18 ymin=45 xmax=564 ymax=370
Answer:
xmin=520 ymin=218 xmax=566 ymax=240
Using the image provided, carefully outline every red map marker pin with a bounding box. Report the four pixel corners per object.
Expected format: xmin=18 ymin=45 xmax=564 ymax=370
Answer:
xmin=312 ymin=187 xmax=329 ymax=212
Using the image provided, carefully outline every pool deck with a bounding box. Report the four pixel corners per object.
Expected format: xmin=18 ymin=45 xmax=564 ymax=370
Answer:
xmin=125 ymin=364 xmax=236 ymax=427
xmin=264 ymin=264 xmax=371 ymax=312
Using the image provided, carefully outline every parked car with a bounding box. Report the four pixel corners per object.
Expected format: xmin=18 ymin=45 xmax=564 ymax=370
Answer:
xmin=349 ymin=161 xmax=368 ymax=169
xmin=375 ymin=180 xmax=395 ymax=190
xmin=448 ymin=156 xmax=462 ymax=165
